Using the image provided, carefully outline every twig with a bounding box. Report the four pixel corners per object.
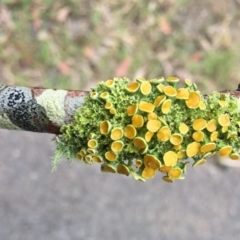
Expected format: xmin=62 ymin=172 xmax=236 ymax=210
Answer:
xmin=0 ymin=84 xmax=88 ymax=134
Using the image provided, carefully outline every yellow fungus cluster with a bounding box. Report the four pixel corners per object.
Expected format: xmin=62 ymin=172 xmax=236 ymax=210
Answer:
xmin=55 ymin=77 xmax=240 ymax=183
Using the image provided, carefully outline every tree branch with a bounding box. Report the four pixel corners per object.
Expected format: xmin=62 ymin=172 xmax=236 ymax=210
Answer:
xmin=0 ymin=83 xmax=240 ymax=134
xmin=0 ymin=84 xmax=88 ymax=134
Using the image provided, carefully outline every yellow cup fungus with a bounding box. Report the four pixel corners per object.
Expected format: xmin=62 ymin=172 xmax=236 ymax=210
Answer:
xmin=111 ymin=128 xmax=123 ymax=140
xmin=117 ymin=164 xmax=130 ymax=176
xmin=185 ymin=91 xmax=201 ymax=109
xmin=124 ymin=125 xmax=137 ymax=139
xmin=161 ymin=99 xmax=172 ymax=114
xmin=139 ymin=101 xmax=155 ymax=113
xmin=127 ymin=104 xmax=138 ymax=116
xmin=126 ymin=82 xmax=140 ymax=93
xmin=132 ymin=115 xmax=144 ymax=128
xmin=146 ymin=120 xmax=161 ymax=132
xmin=55 ymin=76 xmax=240 ymax=183
xmin=140 ymin=81 xmax=152 ymax=95
xmin=157 ymin=126 xmax=171 ymax=142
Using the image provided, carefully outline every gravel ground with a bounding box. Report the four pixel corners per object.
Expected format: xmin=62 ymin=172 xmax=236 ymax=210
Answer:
xmin=1 ymin=129 xmax=240 ymax=240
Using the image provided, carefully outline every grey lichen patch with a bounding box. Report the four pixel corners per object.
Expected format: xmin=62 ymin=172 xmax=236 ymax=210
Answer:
xmin=35 ymin=89 xmax=67 ymax=126
xmin=64 ymin=95 xmax=85 ymax=123
xmin=7 ymin=99 xmax=50 ymax=132
xmin=0 ymin=113 xmax=21 ymax=130
xmin=0 ymin=86 xmax=32 ymax=112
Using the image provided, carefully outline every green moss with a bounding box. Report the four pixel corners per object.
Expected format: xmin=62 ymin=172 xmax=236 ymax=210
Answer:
xmin=53 ymin=77 xmax=240 ymax=182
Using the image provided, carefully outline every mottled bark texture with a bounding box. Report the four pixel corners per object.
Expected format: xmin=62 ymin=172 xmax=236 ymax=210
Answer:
xmin=0 ymin=84 xmax=240 ymax=134
xmin=0 ymin=84 xmax=88 ymax=134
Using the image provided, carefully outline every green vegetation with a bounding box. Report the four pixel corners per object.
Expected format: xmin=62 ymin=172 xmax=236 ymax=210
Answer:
xmin=53 ymin=78 xmax=240 ymax=182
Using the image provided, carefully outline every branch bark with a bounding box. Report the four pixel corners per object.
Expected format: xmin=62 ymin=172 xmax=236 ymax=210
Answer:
xmin=0 ymin=84 xmax=239 ymax=134
xmin=0 ymin=84 xmax=88 ymax=134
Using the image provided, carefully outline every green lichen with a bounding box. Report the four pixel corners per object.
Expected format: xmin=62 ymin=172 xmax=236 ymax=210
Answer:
xmin=53 ymin=77 xmax=240 ymax=183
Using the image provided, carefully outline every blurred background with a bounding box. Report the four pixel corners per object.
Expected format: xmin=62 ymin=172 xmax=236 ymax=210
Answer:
xmin=1 ymin=0 xmax=240 ymax=92
xmin=1 ymin=0 xmax=240 ymax=240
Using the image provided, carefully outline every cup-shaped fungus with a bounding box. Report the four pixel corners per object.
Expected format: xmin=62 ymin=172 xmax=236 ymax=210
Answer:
xmin=229 ymin=153 xmax=240 ymax=160
xmin=207 ymin=119 xmax=217 ymax=132
xmin=227 ymin=132 xmax=237 ymax=139
xmin=186 ymin=142 xmax=200 ymax=157
xmin=100 ymin=91 xmax=109 ymax=99
xmin=127 ymin=104 xmax=138 ymax=116
xmin=126 ymin=82 xmax=140 ymax=93
xmin=168 ymin=168 xmax=182 ymax=179
xmin=87 ymin=139 xmax=98 ymax=148
xmin=132 ymin=115 xmax=144 ymax=128
xmin=93 ymin=156 xmax=103 ymax=163
xmin=193 ymin=119 xmax=207 ymax=131
xmin=222 ymin=126 xmax=228 ymax=133
xmin=139 ymin=101 xmax=155 ymax=113
xmin=105 ymin=151 xmax=118 ymax=161
xmin=140 ymin=81 xmax=152 ymax=95
xmin=76 ymin=152 xmax=82 ymax=160
xmin=146 ymin=120 xmax=161 ymax=132
xmin=101 ymin=163 xmax=116 ymax=173
xmin=185 ymin=79 xmax=192 ymax=86
xmin=185 ymin=91 xmax=201 ymax=109
xmin=100 ymin=120 xmax=112 ymax=134
xmin=161 ymin=99 xmax=172 ymax=114
xmin=166 ymin=76 xmax=179 ymax=83
xmin=218 ymin=100 xmax=227 ymax=107
xmin=135 ymin=159 xmax=143 ymax=168
xmin=117 ymin=164 xmax=130 ymax=176
xmin=157 ymin=126 xmax=171 ymax=142
xmin=79 ymin=149 xmax=87 ymax=157
xmin=148 ymin=112 xmax=158 ymax=120
xmin=144 ymin=154 xmax=161 ymax=170
xmin=163 ymin=151 xmax=178 ymax=167
xmin=218 ymin=146 xmax=232 ymax=156
xmin=105 ymin=79 xmax=114 ymax=88
xmin=177 ymin=150 xmax=185 ymax=159
xmin=110 ymin=127 xmax=123 ymax=140
xmin=111 ymin=141 xmax=124 ymax=152
xmin=87 ymin=148 xmax=97 ymax=155
xmin=192 ymin=131 xmax=204 ymax=142
xmin=218 ymin=114 xmax=230 ymax=126
xmin=174 ymin=145 xmax=181 ymax=150
xmin=192 ymin=159 xmax=206 ymax=166
xmin=157 ymin=83 xmax=165 ymax=93
xmin=179 ymin=123 xmax=189 ymax=134
xmin=176 ymin=88 xmax=189 ymax=99
xmin=154 ymin=95 xmax=166 ymax=107
xmin=110 ymin=108 xmax=116 ymax=114
xmin=210 ymin=131 xmax=218 ymax=141
xmin=133 ymin=137 xmax=147 ymax=149
xmin=84 ymin=155 xmax=92 ymax=164
xmin=200 ymin=143 xmax=216 ymax=153
xmin=162 ymin=176 xmax=174 ymax=183
xmin=105 ymin=102 xmax=113 ymax=109
xmin=163 ymin=86 xmax=177 ymax=97
xmin=159 ymin=165 xmax=172 ymax=173
xmin=124 ymin=125 xmax=137 ymax=139
xmin=148 ymin=77 xmax=164 ymax=84
xmin=145 ymin=131 xmax=154 ymax=142
xmin=90 ymin=91 xmax=98 ymax=99
xmin=199 ymin=101 xmax=206 ymax=110
xmin=170 ymin=133 xmax=183 ymax=145
xmin=142 ymin=168 xmax=157 ymax=179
